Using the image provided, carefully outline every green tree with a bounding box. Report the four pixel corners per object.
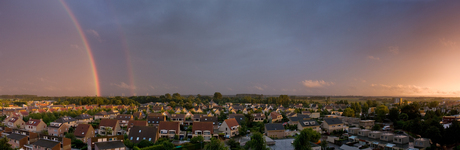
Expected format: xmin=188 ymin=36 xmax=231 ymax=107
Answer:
xmin=375 ymin=105 xmax=389 ymax=120
xmin=226 ymin=138 xmax=242 ymax=150
xmin=190 ymin=136 xmax=204 ymax=144
xmin=388 ymin=107 xmax=399 ymax=121
xmin=372 ymin=124 xmax=381 ymax=131
xmin=320 ymin=139 xmax=328 ymax=150
xmin=245 ymin=132 xmax=270 ymax=150
xmin=343 ymin=108 xmax=355 ymax=117
xmin=0 ymin=137 xmax=14 ymax=150
xmin=214 ymin=92 xmax=223 ymax=100
xmin=293 ymin=128 xmax=321 ymax=150
xmin=137 ymin=140 xmax=154 ymax=148
xmin=204 ymin=138 xmax=227 ymax=150
xmin=398 ymin=113 xmax=409 ymax=121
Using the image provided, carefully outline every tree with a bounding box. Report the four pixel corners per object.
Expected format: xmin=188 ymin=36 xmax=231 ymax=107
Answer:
xmin=388 ymin=107 xmax=399 ymax=121
xmin=105 ymin=127 xmax=113 ymax=135
xmin=428 ymin=101 xmax=438 ymax=108
xmin=398 ymin=113 xmax=409 ymax=121
xmin=245 ymin=132 xmax=269 ymax=150
xmin=372 ymin=124 xmax=381 ymax=131
xmin=375 ymin=105 xmax=389 ymax=120
xmin=226 ymin=138 xmax=242 ymax=150
xmin=293 ymin=128 xmax=321 ymax=150
xmin=137 ymin=140 xmax=154 ymax=148
xmin=214 ymin=92 xmax=223 ymax=100
xmin=320 ymin=139 xmax=328 ymax=150
xmin=0 ymin=137 xmax=14 ymax=150
xmin=343 ymin=108 xmax=355 ymax=117
xmin=190 ymin=136 xmax=204 ymax=144
xmin=204 ymin=138 xmax=227 ymax=150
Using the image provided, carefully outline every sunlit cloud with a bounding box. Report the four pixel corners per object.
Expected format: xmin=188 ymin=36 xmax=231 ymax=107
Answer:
xmin=86 ymin=29 xmax=102 ymax=42
xmin=388 ymin=46 xmax=399 ymax=55
xmin=439 ymin=38 xmax=456 ymax=48
xmin=111 ymin=82 xmax=137 ymax=90
xmin=302 ymin=80 xmax=334 ymax=88
xmin=367 ymin=55 xmax=380 ymax=61
xmin=254 ymin=86 xmax=264 ymax=91
xmin=370 ymin=84 xmax=459 ymax=96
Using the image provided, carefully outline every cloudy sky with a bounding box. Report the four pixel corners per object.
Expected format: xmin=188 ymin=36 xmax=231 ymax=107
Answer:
xmin=1 ymin=0 xmax=460 ymax=97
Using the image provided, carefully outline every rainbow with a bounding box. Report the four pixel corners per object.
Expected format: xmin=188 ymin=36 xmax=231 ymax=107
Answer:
xmin=60 ymin=0 xmax=101 ymax=96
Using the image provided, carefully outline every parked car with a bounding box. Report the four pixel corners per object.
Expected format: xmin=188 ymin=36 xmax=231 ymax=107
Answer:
xmin=382 ymin=126 xmax=391 ymax=131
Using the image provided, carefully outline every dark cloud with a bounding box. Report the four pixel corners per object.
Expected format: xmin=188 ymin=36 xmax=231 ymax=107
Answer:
xmin=1 ymin=0 xmax=460 ymax=96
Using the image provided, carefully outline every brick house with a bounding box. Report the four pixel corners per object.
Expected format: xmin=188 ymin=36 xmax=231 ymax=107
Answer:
xmin=128 ymin=126 xmax=159 ymax=143
xmin=87 ymin=135 xmax=125 ymax=150
xmin=115 ymin=114 xmax=133 ymax=127
xmin=218 ymin=118 xmax=239 ymax=138
xmin=94 ymin=112 xmax=109 ymax=120
xmin=75 ymin=113 xmax=94 ymax=124
xmin=265 ymin=123 xmax=285 ymax=138
xmin=297 ymin=120 xmax=321 ymax=132
xmin=48 ymin=122 xmax=69 ymax=137
xmin=98 ymin=119 xmax=121 ymax=136
xmin=158 ymin=121 xmax=180 ymax=139
xmin=6 ymin=129 xmax=38 ymax=149
xmin=127 ymin=120 xmax=147 ymax=134
xmin=25 ymin=134 xmax=71 ymax=150
xmin=191 ymin=122 xmax=214 ymax=141
xmin=170 ymin=114 xmax=186 ymax=124
xmin=6 ymin=117 xmax=25 ymax=129
xmin=147 ymin=114 xmax=165 ymax=126
xmin=25 ymin=119 xmax=47 ymax=133
xmin=54 ymin=116 xmax=78 ymax=127
xmin=321 ymin=118 xmax=344 ymax=133
xmin=269 ymin=112 xmax=283 ymax=122
xmin=75 ymin=124 xmax=95 ymax=143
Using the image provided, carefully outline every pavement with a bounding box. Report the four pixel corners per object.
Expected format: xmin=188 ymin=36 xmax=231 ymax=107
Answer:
xmin=268 ymin=138 xmax=295 ymax=150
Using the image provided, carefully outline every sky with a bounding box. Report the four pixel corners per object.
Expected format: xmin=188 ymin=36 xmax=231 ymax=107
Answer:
xmin=1 ymin=0 xmax=460 ymax=97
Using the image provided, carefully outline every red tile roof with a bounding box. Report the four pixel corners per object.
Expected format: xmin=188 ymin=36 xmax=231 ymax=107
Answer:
xmin=26 ymin=119 xmax=42 ymax=126
xmin=127 ymin=120 xmax=147 ymax=131
xmin=192 ymin=122 xmax=213 ymax=134
xmin=99 ymin=119 xmax=118 ymax=129
xmin=158 ymin=121 xmax=180 ymax=131
xmin=224 ymin=118 xmax=239 ymax=129
xmin=74 ymin=124 xmax=92 ymax=138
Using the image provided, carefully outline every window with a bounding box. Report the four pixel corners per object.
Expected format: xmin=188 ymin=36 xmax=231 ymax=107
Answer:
xmin=139 ymin=130 xmax=142 ymax=133
xmin=130 ymin=137 xmax=133 ymax=140
xmin=136 ymin=137 xmax=139 ymax=140
xmin=149 ymin=138 xmax=151 ymax=141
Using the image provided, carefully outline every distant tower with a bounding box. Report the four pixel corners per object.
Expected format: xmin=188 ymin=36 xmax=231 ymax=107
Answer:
xmin=394 ymin=98 xmax=403 ymax=105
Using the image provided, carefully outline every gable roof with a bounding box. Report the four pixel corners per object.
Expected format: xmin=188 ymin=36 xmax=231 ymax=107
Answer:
xmin=224 ymin=118 xmax=239 ymax=129
xmin=127 ymin=120 xmax=147 ymax=131
xmin=192 ymin=122 xmax=213 ymax=134
xmin=99 ymin=119 xmax=118 ymax=128
xmin=74 ymin=124 xmax=92 ymax=138
xmin=26 ymin=119 xmax=42 ymax=126
xmin=54 ymin=116 xmax=76 ymax=123
xmin=128 ymin=126 xmax=158 ymax=143
xmin=8 ymin=117 xmax=20 ymax=123
xmin=324 ymin=118 xmax=343 ymax=125
xmin=201 ymin=116 xmax=218 ymax=125
xmin=158 ymin=121 xmax=180 ymax=131
xmin=265 ymin=123 xmax=285 ymax=131
xmin=116 ymin=114 xmax=133 ymax=120
xmin=95 ymin=141 xmax=126 ymax=149
xmin=299 ymin=120 xmax=319 ymax=127
xmin=75 ymin=113 xmax=93 ymax=120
